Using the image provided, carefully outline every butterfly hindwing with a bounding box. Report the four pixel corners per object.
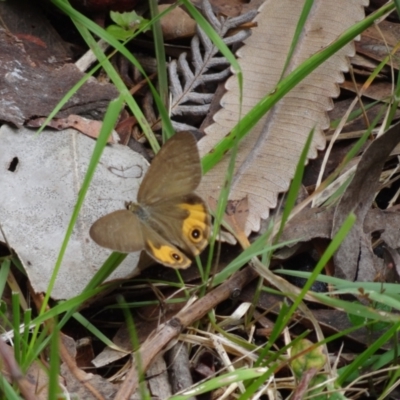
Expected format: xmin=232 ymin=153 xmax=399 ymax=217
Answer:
xmin=145 ymin=194 xmax=210 ymax=256
xmin=178 ymin=195 xmax=210 ymax=255
xmin=141 ymin=221 xmax=191 ymax=268
xmin=89 ymin=209 xmax=144 ymax=253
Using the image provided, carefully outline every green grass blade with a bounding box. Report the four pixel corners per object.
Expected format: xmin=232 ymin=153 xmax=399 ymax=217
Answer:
xmin=283 ymin=213 xmax=355 ymax=320
xmin=212 ymin=239 xmax=296 ymax=287
xmin=180 ymin=0 xmax=242 ymax=77
xmin=279 ymin=0 xmax=314 ymax=80
xmin=51 ymin=0 xmax=173 ymax=151
xmin=170 ymin=367 xmax=268 ymax=400
xmin=204 ymin=117 xmax=242 ymax=287
xmin=277 ymin=271 xmax=400 ymax=294
xmin=73 ymin=312 xmax=127 ymax=351
xmin=21 ymin=309 xmax=32 ymax=364
xmin=394 ymin=0 xmax=400 ymax=19
xmin=83 ymin=252 xmax=127 ymax=292
xmin=337 ymin=321 xmax=400 ymax=385
xmin=41 ymin=96 xmax=123 ymax=308
xmin=29 ymin=287 xmax=107 ymax=326
xmin=48 ymin=317 xmax=61 ymax=400
xmin=148 ymin=0 xmax=170 ymax=141
xmin=72 ymin=23 xmax=159 ymax=152
xmin=23 ymin=324 xmax=51 ymax=370
xmin=26 ymin=97 xmax=123 ymax=361
xmin=117 ymin=295 xmax=150 ymax=399
xmin=310 ymin=294 xmax=400 ymax=323
xmin=0 ymin=258 xmax=10 ymax=297
xmin=276 ymin=128 xmax=314 ymax=240
xmin=11 ymin=293 xmax=21 ymax=365
xmin=0 ymin=376 xmax=21 ymax=400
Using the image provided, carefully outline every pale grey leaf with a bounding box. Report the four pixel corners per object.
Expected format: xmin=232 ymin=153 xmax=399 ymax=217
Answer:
xmin=207 ymin=58 xmax=231 ymax=68
xmin=184 ymin=93 xmax=214 ymax=104
xmin=200 ymin=69 xmax=231 ymax=83
xmin=201 ymin=0 xmax=222 ymax=31
xmin=0 ymin=125 xmax=147 ymax=299
xmin=171 ymin=121 xmax=201 ymax=132
xmin=191 ymin=36 xmax=204 ymax=73
xmin=168 ymin=60 xmax=182 ymax=99
xmin=173 ymin=104 xmax=210 ymax=116
xmin=197 ymin=26 xmax=213 ymax=53
xmin=178 ymin=53 xmax=195 ymax=89
xmin=225 ymin=9 xmax=258 ymax=30
xmin=223 ymin=30 xmax=252 ymax=46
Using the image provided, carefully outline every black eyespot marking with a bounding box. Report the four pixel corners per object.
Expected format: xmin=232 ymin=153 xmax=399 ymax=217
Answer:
xmin=8 ymin=157 xmax=19 ymax=172
xmin=173 ymin=253 xmax=181 ymax=261
xmin=191 ymin=229 xmax=202 ymax=241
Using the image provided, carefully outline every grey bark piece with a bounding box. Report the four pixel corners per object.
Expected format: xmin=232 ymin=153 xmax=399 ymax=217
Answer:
xmin=0 ymin=29 xmax=118 ymax=127
xmin=0 ymin=125 xmax=148 ymax=299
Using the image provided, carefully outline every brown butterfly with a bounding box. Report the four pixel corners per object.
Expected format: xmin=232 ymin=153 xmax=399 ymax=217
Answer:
xmin=90 ymin=131 xmax=211 ymax=268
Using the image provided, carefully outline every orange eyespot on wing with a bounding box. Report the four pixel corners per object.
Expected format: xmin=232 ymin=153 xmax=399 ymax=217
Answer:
xmin=179 ymin=201 xmax=210 ymax=255
xmin=145 ymin=239 xmax=191 ymax=269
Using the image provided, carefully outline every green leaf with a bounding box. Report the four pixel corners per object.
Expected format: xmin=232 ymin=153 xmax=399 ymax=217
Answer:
xmin=170 ymin=367 xmax=269 ymax=400
xmin=107 ymin=11 xmax=150 ymax=41
xmin=347 ymin=301 xmax=391 ymax=332
xmin=106 ymin=25 xmax=133 ymax=41
xmin=308 ymin=373 xmax=329 ymax=398
xmin=110 ymin=10 xmax=146 ymax=30
xmin=290 ymin=339 xmax=327 ymax=380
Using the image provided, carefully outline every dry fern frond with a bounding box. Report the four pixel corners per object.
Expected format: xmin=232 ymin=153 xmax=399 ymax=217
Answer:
xmin=169 ymin=0 xmax=257 ymax=132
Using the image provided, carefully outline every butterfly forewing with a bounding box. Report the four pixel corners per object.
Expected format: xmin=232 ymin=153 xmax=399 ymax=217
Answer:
xmin=137 ymin=132 xmax=202 ymax=205
xmin=89 ymin=210 xmax=145 ymax=253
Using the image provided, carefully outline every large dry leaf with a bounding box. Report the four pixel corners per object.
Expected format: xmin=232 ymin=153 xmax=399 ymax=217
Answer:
xmin=280 ymin=206 xmax=400 ymax=253
xmin=198 ymin=0 xmax=368 ymax=235
xmin=332 ymin=122 xmax=400 ymax=282
xmin=0 ymin=125 xmax=148 ymax=299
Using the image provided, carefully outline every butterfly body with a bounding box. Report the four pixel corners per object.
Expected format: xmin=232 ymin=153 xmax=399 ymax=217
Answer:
xmin=90 ymin=132 xmax=210 ymax=269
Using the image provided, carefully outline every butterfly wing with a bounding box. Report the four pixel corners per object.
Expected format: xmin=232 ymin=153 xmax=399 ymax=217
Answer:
xmin=145 ymin=194 xmax=211 ymax=256
xmin=89 ymin=208 xmax=192 ymax=268
xmin=90 ymin=131 xmax=209 ymax=268
xmin=89 ymin=210 xmax=144 ymax=253
xmin=138 ymin=132 xmax=202 ymax=205
xmin=141 ymin=222 xmax=192 ymax=269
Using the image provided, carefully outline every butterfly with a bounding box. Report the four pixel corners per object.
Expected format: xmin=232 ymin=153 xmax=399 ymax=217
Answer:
xmin=89 ymin=131 xmax=211 ymax=268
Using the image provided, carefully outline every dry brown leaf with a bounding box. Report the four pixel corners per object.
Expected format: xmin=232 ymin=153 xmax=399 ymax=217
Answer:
xmin=0 ymin=339 xmax=41 ymax=400
xmin=332 ymin=122 xmax=400 ymax=282
xmin=356 ymin=19 xmax=400 ymax=69
xmin=341 ymin=79 xmax=394 ymax=101
xmin=58 ymin=331 xmax=123 ymax=400
xmin=147 ymin=355 xmax=172 ymax=398
xmin=198 ymin=0 xmax=368 ymax=236
xmin=27 ymin=115 xmax=118 ymax=143
xmin=208 ymin=196 xmax=250 ymax=245
xmin=159 ymin=5 xmax=196 ymax=40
